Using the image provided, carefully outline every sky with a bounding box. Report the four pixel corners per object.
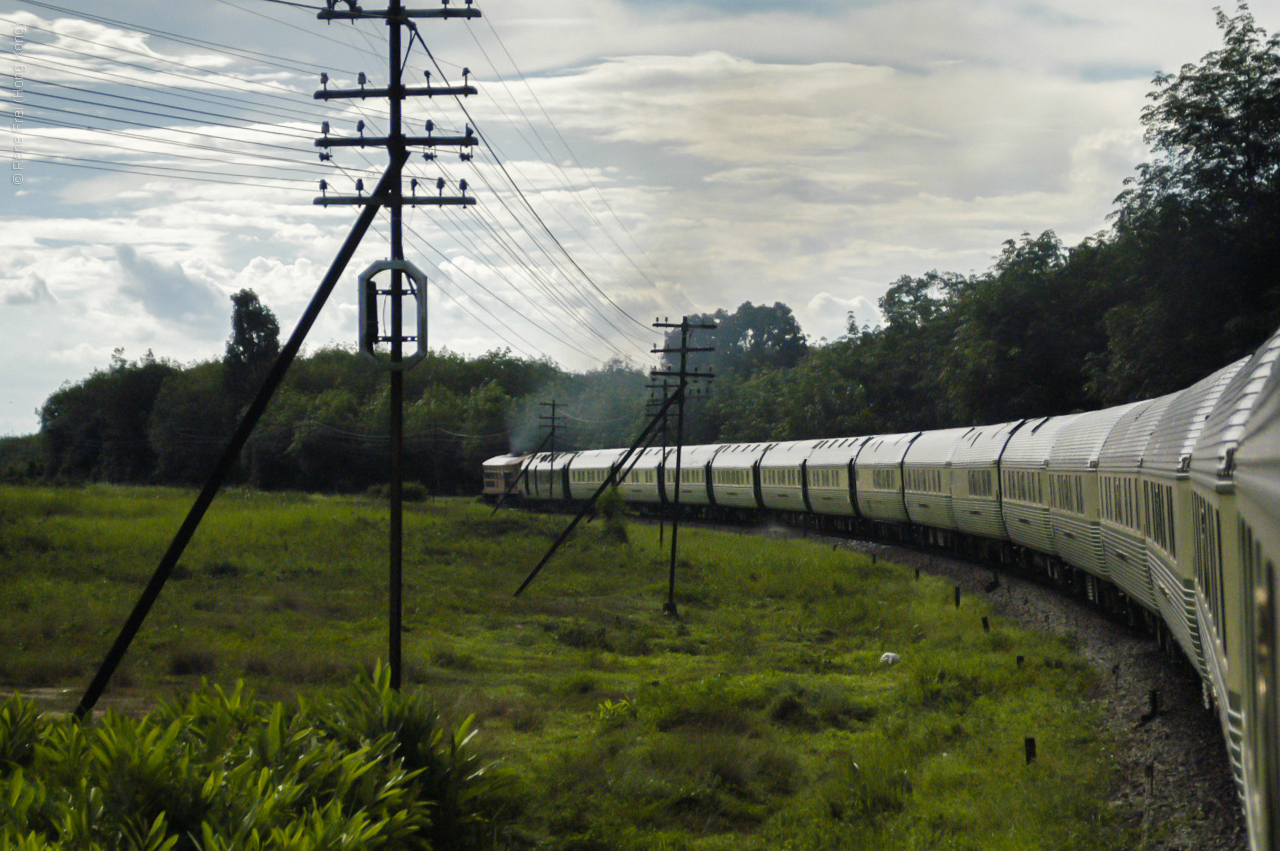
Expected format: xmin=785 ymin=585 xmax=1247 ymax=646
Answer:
xmin=0 ymin=0 xmax=1268 ymax=436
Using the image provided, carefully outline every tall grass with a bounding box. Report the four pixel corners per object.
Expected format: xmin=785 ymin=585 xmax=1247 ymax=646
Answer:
xmin=0 ymin=486 xmax=1138 ymax=849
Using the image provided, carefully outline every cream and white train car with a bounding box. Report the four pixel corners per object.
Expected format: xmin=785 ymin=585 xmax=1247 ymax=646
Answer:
xmin=664 ymin=444 xmax=722 ymax=507
xmin=711 ymin=442 xmax=775 ymax=509
xmin=1001 ymin=415 xmax=1079 ymax=556
xmin=1191 ymin=327 xmax=1280 ymax=799
xmin=566 ymin=449 xmax=627 ymax=501
xmin=521 ymin=452 xmax=573 ymax=501
xmin=1144 ymin=359 xmax=1246 ymax=677
xmin=1049 ymin=403 xmax=1144 ymax=583
xmin=804 ymin=437 xmax=867 ymax=517
xmin=855 ymin=432 xmax=921 ymax=523
xmin=1094 ymin=400 xmax=1172 ymax=607
xmin=760 ymin=440 xmax=823 ymax=513
xmin=951 ymin=421 xmax=1024 ymax=542
xmin=482 ymin=454 xmax=527 ymax=498
xmin=1234 ymin=346 xmax=1280 ymax=851
xmin=902 ymin=427 xmax=972 ymax=535
xmin=616 ymin=446 xmax=671 ymax=505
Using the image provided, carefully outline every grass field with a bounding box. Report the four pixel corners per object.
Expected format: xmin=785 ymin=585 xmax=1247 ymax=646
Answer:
xmin=0 ymin=485 xmax=1138 ymax=850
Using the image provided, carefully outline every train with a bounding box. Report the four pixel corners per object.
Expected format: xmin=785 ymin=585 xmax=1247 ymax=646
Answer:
xmin=485 ymin=323 xmax=1280 ymax=851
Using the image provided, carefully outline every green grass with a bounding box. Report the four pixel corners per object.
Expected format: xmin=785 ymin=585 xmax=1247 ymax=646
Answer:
xmin=0 ymin=485 xmax=1137 ymax=849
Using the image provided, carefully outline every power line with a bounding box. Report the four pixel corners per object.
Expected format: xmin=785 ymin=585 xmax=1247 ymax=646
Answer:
xmin=11 ymin=0 xmax=339 ymax=74
xmin=478 ymin=18 xmax=687 ymax=309
xmin=19 ymin=75 xmax=320 ymax=135
xmin=30 ymin=156 xmax=316 ymax=190
xmin=16 ymin=48 xmax=328 ymax=125
xmin=10 ymin=20 xmax=346 ymax=116
xmin=33 ymin=151 xmax=317 ymax=184
xmin=29 ymin=114 xmax=334 ymax=171
xmin=20 ymin=101 xmax=323 ymax=156
xmin=244 ymin=0 xmax=325 ymax=9
xmin=412 ymin=31 xmax=657 ymax=340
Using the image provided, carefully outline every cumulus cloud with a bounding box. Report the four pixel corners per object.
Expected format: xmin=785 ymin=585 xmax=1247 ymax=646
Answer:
xmin=2 ymin=274 xmax=56 ymax=306
xmin=0 ymin=0 xmax=1262 ymax=435
xmin=805 ymin=292 xmax=882 ymax=342
xmin=115 ymin=245 xmax=222 ymax=324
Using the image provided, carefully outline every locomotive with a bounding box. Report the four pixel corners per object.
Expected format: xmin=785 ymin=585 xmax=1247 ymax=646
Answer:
xmin=485 ymin=323 xmax=1280 ymax=851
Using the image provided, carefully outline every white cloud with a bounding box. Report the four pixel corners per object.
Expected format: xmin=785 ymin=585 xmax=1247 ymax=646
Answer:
xmin=1 ymin=273 xmax=55 ymax=305
xmin=0 ymin=0 xmax=1266 ymax=434
xmin=805 ymin=292 xmax=882 ymax=342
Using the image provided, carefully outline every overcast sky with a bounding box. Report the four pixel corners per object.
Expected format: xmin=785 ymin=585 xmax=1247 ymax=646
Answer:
xmin=0 ymin=0 xmax=1265 ymax=435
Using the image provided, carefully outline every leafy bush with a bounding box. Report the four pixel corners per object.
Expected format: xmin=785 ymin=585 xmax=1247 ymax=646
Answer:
xmin=0 ymin=669 xmax=504 ymax=851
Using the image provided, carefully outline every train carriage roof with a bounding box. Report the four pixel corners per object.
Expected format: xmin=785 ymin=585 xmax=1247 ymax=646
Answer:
xmin=666 ymin=444 xmax=724 ymax=467
xmin=482 ymin=454 xmax=526 ymax=468
xmin=568 ymin=448 xmax=628 ymax=469
xmin=620 ymin=446 xmax=671 ymax=472
xmin=1002 ymin=415 xmax=1080 ymax=468
xmin=858 ymin=431 xmax=922 ymax=467
xmin=760 ymin=439 xmax=825 ymax=468
xmin=711 ymin=442 xmax=777 ymax=470
xmin=1047 ymin=401 xmax=1143 ymax=472
xmin=807 ymin=436 xmax=871 ymax=467
xmin=1145 ymin=357 xmax=1248 ymax=479
xmin=949 ymin=420 xmax=1025 ymax=468
xmin=1192 ymin=327 xmax=1280 ymax=489
xmin=527 ymin=452 xmax=575 ymax=471
xmin=903 ymin=427 xmax=973 ymax=467
xmin=1236 ymin=350 xmax=1280 ymax=530
xmin=1094 ymin=397 xmax=1176 ymax=473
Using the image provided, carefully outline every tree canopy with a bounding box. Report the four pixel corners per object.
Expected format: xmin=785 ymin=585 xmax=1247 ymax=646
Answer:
xmin=27 ymin=6 xmax=1280 ymax=488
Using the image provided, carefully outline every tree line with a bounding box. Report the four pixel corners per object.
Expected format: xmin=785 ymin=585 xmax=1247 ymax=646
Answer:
xmin=6 ymin=7 xmax=1278 ymax=493
xmin=672 ymin=7 xmax=1280 ymax=443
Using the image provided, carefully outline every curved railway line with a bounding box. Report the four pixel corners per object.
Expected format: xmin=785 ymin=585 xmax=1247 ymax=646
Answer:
xmin=487 ymin=323 xmax=1280 ymax=851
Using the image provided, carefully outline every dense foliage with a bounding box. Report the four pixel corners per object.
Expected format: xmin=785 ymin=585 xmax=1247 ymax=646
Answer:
xmin=25 ymin=7 xmax=1280 ymax=482
xmin=0 ymin=668 xmax=500 ymax=851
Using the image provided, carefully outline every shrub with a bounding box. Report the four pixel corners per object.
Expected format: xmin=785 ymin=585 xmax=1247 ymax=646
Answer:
xmin=0 ymin=671 xmax=509 ymax=851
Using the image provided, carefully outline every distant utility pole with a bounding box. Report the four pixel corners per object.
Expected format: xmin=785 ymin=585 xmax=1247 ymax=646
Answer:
xmin=651 ymin=316 xmax=716 ymax=617
xmin=539 ymin=399 xmax=566 ymax=455
xmin=314 ymin=0 xmax=481 ymax=691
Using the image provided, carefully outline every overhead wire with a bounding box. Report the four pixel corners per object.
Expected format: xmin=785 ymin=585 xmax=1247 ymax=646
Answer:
xmin=17 ymin=2 xmax=666 ymax=369
xmin=28 ymin=114 xmax=335 ymax=171
xmin=11 ymin=0 xmax=343 ymax=74
xmin=15 ymin=84 xmax=319 ymax=141
xmin=463 ymin=25 xmax=672 ymax=302
xmin=477 ymin=18 xmax=688 ymax=308
xmin=26 ymin=124 xmax=329 ymax=179
xmin=21 ymin=100 xmax=332 ymax=157
xmin=18 ymin=75 xmax=322 ymax=137
xmin=410 ymin=30 xmax=657 ymax=339
xmin=30 ymin=157 xmax=317 ymax=190
xmin=16 ymin=47 xmax=329 ymax=125
xmin=329 ymin=102 xmax=641 ymax=362
xmin=30 ymin=151 xmax=318 ymax=184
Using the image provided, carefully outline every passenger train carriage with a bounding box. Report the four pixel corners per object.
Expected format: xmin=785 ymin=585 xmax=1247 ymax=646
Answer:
xmin=485 ymin=325 xmax=1280 ymax=851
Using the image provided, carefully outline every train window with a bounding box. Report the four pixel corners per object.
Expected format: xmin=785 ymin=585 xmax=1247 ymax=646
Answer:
xmin=1194 ymin=492 xmax=1227 ymax=653
xmin=968 ymin=469 xmax=994 ymax=497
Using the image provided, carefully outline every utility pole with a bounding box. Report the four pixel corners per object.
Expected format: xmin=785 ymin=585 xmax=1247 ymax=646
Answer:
xmin=651 ymin=317 xmax=716 ymax=617
xmin=539 ymin=399 xmax=566 ymax=456
xmin=315 ymin=0 xmax=480 ymax=690
xmin=74 ymin=0 xmax=483 ymax=716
